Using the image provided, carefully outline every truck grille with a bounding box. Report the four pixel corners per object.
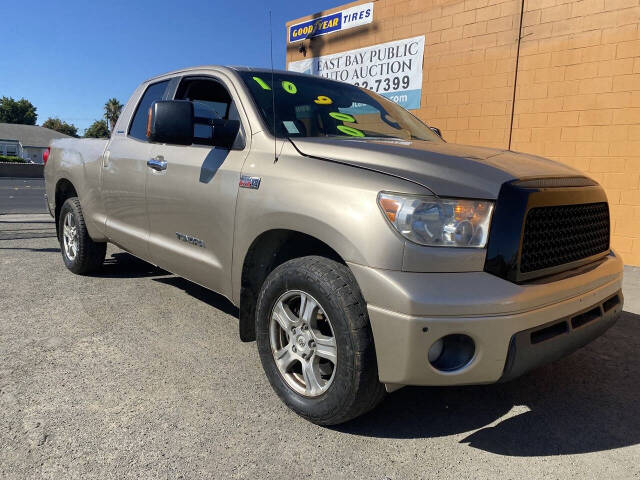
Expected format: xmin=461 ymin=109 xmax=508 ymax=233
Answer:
xmin=520 ymin=202 xmax=610 ymax=273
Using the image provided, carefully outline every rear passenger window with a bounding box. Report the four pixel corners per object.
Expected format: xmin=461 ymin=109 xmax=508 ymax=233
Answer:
xmin=128 ymin=80 xmax=169 ymax=140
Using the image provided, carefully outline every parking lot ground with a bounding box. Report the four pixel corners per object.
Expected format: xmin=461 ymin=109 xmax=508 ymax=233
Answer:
xmin=0 ymin=178 xmax=47 ymax=214
xmin=1 ymin=214 xmax=639 ymax=479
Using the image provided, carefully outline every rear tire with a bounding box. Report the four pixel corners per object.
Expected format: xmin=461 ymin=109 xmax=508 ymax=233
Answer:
xmin=256 ymin=256 xmax=386 ymax=425
xmin=58 ymin=197 xmax=106 ymax=274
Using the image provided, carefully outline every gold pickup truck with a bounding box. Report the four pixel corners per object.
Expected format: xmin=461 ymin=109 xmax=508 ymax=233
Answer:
xmin=44 ymin=66 xmax=624 ymax=425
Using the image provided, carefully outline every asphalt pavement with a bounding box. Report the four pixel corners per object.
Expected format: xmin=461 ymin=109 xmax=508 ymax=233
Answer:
xmin=0 ymin=177 xmax=47 ymax=214
xmin=0 ymin=214 xmax=638 ymax=479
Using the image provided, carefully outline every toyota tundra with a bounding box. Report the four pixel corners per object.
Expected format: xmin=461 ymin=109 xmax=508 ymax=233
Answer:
xmin=44 ymin=66 xmax=624 ymax=425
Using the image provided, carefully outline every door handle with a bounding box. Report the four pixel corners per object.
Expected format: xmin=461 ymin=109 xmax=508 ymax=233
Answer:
xmin=147 ymin=157 xmax=167 ymax=171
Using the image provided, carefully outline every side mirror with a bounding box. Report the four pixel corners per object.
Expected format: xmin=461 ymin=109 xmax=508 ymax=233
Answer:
xmin=147 ymin=100 xmax=194 ymax=145
xmin=429 ymin=126 xmax=443 ymax=138
xmin=211 ymin=119 xmax=241 ymax=150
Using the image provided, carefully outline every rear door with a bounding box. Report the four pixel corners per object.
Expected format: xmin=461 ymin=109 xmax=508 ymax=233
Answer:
xmin=146 ymin=75 xmax=250 ymax=298
xmin=102 ymin=80 xmax=169 ymax=257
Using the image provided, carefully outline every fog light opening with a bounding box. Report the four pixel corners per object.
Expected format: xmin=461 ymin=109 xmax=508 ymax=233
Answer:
xmin=428 ymin=334 xmax=475 ymax=372
xmin=427 ymin=338 xmax=444 ymax=363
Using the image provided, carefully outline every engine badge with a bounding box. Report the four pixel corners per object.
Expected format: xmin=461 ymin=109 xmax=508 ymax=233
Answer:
xmin=239 ymin=175 xmax=261 ymax=189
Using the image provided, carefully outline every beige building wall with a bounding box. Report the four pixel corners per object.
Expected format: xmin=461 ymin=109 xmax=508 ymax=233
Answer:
xmin=511 ymin=0 xmax=640 ymax=265
xmin=286 ymin=0 xmax=640 ymax=265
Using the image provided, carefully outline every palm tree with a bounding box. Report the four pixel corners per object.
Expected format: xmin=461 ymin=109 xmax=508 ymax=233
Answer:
xmin=104 ymin=98 xmax=123 ymax=133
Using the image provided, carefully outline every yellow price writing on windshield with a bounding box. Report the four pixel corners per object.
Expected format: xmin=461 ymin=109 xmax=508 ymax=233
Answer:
xmin=252 ymin=77 xmax=271 ymax=90
xmin=337 ymin=125 xmax=365 ymax=137
xmin=282 ymin=81 xmax=297 ymax=94
xmin=314 ymin=95 xmax=333 ymax=105
xmin=329 ymin=112 xmax=356 ymax=123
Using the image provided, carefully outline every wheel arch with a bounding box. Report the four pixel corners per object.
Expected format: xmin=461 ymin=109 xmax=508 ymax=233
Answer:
xmin=237 ymin=228 xmax=350 ymax=342
xmin=54 ymin=178 xmax=78 ymax=238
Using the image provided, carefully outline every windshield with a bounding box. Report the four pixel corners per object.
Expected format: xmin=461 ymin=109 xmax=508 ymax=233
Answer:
xmin=237 ymin=71 xmax=442 ymax=142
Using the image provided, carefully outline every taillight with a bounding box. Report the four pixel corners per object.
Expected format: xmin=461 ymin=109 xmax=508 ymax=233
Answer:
xmin=43 ymin=147 xmax=50 ymax=165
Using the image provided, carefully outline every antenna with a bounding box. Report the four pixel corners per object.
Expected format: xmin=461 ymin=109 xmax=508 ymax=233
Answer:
xmin=270 ymin=10 xmax=278 ymax=163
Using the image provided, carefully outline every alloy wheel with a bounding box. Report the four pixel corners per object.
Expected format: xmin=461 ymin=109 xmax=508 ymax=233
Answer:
xmin=269 ymin=290 xmax=337 ymax=397
xmin=62 ymin=211 xmax=79 ymax=261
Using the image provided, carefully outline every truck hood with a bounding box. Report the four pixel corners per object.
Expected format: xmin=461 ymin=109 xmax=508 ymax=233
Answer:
xmin=289 ymin=137 xmax=583 ymax=199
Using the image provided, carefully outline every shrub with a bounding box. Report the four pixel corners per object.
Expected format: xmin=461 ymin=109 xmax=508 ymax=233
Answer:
xmin=0 ymin=155 xmax=26 ymax=163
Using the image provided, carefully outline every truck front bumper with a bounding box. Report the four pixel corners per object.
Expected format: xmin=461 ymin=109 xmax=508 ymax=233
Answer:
xmin=348 ymin=252 xmax=624 ymax=388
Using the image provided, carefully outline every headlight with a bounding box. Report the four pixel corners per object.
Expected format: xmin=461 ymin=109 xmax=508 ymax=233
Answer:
xmin=377 ymin=192 xmax=494 ymax=248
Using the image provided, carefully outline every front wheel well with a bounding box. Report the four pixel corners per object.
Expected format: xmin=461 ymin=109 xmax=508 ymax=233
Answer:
xmin=54 ymin=179 xmax=78 ymax=238
xmin=239 ymin=229 xmax=346 ymax=342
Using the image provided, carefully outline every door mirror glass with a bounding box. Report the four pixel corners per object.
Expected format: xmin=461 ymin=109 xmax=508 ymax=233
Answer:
xmin=211 ymin=119 xmax=241 ymax=150
xmin=429 ymin=126 xmax=443 ymax=138
xmin=147 ymin=100 xmax=194 ymax=145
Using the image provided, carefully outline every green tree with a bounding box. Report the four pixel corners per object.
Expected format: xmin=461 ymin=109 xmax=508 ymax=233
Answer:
xmin=104 ymin=98 xmax=123 ymax=133
xmin=0 ymin=96 xmax=37 ymax=125
xmin=42 ymin=117 xmax=78 ymax=137
xmin=84 ymin=120 xmax=110 ymax=139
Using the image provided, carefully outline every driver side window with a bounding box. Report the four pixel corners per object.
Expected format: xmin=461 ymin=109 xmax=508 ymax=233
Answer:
xmin=174 ymin=77 xmax=241 ymax=145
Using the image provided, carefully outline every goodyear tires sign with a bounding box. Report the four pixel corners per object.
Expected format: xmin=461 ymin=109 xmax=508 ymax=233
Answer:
xmin=288 ymin=2 xmax=373 ymax=43
xmin=288 ymin=36 xmax=426 ymax=111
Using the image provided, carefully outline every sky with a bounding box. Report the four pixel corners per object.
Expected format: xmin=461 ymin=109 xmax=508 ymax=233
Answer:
xmin=1 ymin=0 xmax=345 ymax=133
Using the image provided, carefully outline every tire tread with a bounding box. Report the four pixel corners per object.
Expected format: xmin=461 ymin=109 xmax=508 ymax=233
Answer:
xmin=59 ymin=198 xmax=106 ymax=274
xmin=256 ymin=255 xmax=386 ymax=425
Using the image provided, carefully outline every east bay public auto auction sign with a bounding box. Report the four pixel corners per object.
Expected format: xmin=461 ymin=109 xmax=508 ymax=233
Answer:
xmin=288 ymin=36 xmax=426 ymax=110
xmin=288 ymin=3 xmax=374 ymax=43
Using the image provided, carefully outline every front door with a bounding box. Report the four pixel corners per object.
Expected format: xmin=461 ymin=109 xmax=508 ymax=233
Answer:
xmin=146 ymin=75 xmax=250 ymax=298
xmin=102 ymin=80 xmax=169 ymax=257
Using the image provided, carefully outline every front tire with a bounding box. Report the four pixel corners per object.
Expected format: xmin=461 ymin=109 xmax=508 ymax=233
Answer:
xmin=58 ymin=197 xmax=106 ymax=274
xmin=256 ymin=256 xmax=385 ymax=425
